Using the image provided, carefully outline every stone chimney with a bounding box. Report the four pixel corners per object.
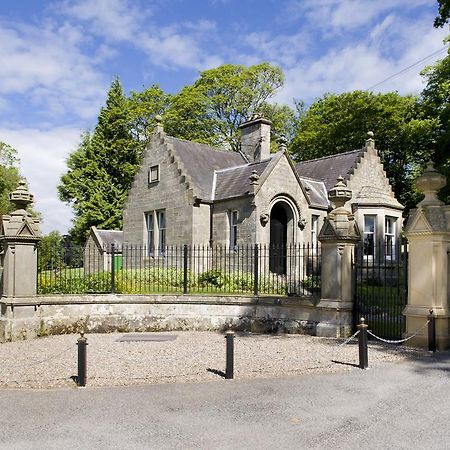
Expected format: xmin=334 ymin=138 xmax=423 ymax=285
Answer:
xmin=238 ymin=114 xmax=271 ymax=162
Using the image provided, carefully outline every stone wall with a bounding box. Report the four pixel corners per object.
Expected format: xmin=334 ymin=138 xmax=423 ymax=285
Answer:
xmin=123 ymin=131 xmax=195 ymax=246
xmin=0 ymin=294 xmax=353 ymax=342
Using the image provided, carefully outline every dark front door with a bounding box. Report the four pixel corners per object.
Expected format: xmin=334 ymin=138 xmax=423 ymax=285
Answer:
xmin=270 ymin=203 xmax=287 ymax=274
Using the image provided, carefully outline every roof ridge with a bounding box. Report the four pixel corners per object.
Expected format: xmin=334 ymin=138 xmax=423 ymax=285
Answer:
xmin=298 ymin=175 xmax=326 ymax=183
xmin=166 ymin=136 xmax=240 ymax=155
xmin=298 ymin=148 xmax=362 ymax=164
xmin=215 ymin=157 xmax=272 ymax=174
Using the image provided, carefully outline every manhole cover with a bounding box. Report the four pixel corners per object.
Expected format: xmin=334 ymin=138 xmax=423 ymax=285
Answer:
xmin=116 ymin=333 xmax=178 ymax=342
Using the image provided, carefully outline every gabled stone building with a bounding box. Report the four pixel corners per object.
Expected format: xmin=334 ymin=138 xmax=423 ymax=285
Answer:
xmin=122 ymin=116 xmax=403 ymax=272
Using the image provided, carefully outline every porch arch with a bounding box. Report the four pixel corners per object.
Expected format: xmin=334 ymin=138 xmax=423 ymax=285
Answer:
xmin=269 ymin=198 xmax=297 ymax=274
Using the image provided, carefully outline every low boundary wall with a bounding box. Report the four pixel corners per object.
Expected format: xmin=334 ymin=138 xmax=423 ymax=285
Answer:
xmin=0 ymin=294 xmax=353 ymax=342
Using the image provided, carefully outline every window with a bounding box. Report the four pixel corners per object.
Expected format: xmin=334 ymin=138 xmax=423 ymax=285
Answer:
xmin=145 ymin=212 xmax=154 ymax=256
xmin=311 ymin=215 xmax=319 ymax=251
xmin=157 ymin=210 xmax=166 ymax=254
xmin=363 ymin=215 xmax=376 ymax=257
xmin=229 ymin=210 xmax=238 ymax=250
xmin=385 ymin=216 xmax=396 ymax=259
xmin=145 ymin=209 xmax=165 ymax=256
xmin=148 ymin=165 xmax=159 ymax=185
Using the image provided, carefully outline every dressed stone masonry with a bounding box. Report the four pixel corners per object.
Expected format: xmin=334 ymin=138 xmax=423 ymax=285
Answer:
xmin=122 ymin=119 xmax=403 ymax=257
xmin=0 ymin=181 xmax=41 ymax=298
xmin=317 ymin=177 xmax=361 ymax=337
xmin=404 ymin=162 xmax=450 ymax=349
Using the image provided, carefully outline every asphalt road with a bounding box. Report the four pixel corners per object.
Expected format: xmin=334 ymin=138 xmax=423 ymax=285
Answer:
xmin=0 ymin=352 xmax=449 ymax=450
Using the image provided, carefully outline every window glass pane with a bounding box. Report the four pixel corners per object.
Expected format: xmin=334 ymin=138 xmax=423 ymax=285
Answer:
xmin=364 ymin=216 xmax=375 ymax=233
xmin=384 ymin=216 xmax=396 ymax=258
xmin=157 ymin=211 xmax=166 ymax=254
xmin=230 ymin=210 xmax=238 ymax=249
xmin=363 ymin=215 xmax=376 ymax=257
xmin=149 ymin=165 xmax=159 ymax=183
xmin=146 ymin=212 xmax=154 ymax=256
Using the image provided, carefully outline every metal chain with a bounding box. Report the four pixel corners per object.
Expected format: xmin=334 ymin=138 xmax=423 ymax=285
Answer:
xmin=367 ymin=320 xmax=430 ymax=344
xmin=339 ymin=330 xmax=360 ymax=347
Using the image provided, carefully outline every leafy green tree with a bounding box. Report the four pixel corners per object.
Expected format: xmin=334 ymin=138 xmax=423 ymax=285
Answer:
xmin=290 ymin=91 xmax=438 ymax=210
xmin=127 ymin=85 xmax=172 ymax=143
xmin=421 ymin=46 xmax=450 ymax=203
xmin=164 ymin=63 xmax=293 ymax=151
xmin=434 ymin=0 xmax=450 ymax=27
xmin=0 ymin=142 xmax=22 ymax=214
xmin=59 ymin=78 xmax=142 ymax=243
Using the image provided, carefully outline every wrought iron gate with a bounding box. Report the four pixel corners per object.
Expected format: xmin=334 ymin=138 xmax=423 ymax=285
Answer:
xmin=353 ymin=238 xmax=408 ymax=340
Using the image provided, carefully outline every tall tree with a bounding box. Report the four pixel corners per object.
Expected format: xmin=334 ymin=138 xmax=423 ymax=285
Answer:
xmin=0 ymin=141 xmax=23 ymax=214
xmin=164 ymin=63 xmax=293 ymax=151
xmin=434 ymin=0 xmax=450 ymax=27
xmin=421 ymin=46 xmax=450 ymax=203
xmin=59 ymin=78 xmax=142 ymax=243
xmin=127 ymin=85 xmax=172 ymax=144
xmin=290 ymin=91 xmax=438 ymax=210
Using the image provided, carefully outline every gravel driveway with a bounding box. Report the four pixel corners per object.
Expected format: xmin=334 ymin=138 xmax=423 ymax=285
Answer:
xmin=0 ymin=331 xmax=425 ymax=389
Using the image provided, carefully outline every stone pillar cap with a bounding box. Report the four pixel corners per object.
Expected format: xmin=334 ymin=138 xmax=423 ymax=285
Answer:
xmin=328 ymin=176 xmax=352 ymax=209
xmin=10 ymin=180 xmax=34 ymax=210
xmin=416 ymin=161 xmax=447 ymax=206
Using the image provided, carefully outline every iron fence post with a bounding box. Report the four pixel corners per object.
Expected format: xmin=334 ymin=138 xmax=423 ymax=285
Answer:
xmin=428 ymin=309 xmax=436 ymax=352
xmin=225 ymin=330 xmax=235 ymax=379
xmin=77 ymin=332 xmax=88 ymax=387
xmin=357 ymin=317 xmax=369 ymax=369
xmin=253 ymin=244 xmax=259 ymax=297
xmin=111 ymin=243 xmax=115 ymax=293
xmin=183 ymin=244 xmax=188 ymax=295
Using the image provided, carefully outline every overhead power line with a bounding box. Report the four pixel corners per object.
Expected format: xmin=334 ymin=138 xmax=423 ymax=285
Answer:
xmin=367 ymin=45 xmax=449 ymax=91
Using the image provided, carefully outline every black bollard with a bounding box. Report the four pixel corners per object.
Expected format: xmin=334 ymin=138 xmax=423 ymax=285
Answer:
xmin=428 ymin=309 xmax=436 ymax=353
xmin=225 ymin=330 xmax=235 ymax=379
xmin=357 ymin=318 xmax=369 ymax=369
xmin=77 ymin=332 xmax=88 ymax=387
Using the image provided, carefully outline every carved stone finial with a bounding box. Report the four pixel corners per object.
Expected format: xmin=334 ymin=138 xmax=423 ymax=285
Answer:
xmin=328 ymin=176 xmax=352 ymax=209
xmin=154 ymin=115 xmax=164 ymax=133
xmin=366 ymin=131 xmax=375 ymax=149
xmin=416 ymin=160 xmax=447 ymax=206
xmin=249 ymin=170 xmax=259 ymax=185
xmin=10 ymin=180 xmax=34 ymax=211
xmin=278 ymin=135 xmax=287 ymax=152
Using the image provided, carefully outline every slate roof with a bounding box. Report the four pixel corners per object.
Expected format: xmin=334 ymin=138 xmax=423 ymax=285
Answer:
xmin=166 ymin=136 xmax=366 ymax=204
xmin=166 ymin=137 xmax=244 ymax=200
xmin=299 ymin=177 xmax=329 ymax=208
xmin=214 ymin=159 xmax=271 ymax=200
xmin=94 ymin=228 xmax=123 ymax=249
xmin=295 ymin=149 xmax=363 ymax=191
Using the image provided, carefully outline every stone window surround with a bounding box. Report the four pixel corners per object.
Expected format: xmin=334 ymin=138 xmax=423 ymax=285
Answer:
xmin=148 ymin=164 xmax=160 ymax=185
xmin=144 ymin=209 xmax=166 ymax=256
xmin=228 ymin=210 xmax=238 ymax=250
xmin=357 ymin=208 xmax=402 ymax=260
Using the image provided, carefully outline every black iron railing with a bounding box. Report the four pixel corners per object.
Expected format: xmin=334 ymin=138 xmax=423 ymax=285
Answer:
xmin=353 ymin=238 xmax=408 ymax=340
xmin=37 ymin=243 xmax=321 ymax=297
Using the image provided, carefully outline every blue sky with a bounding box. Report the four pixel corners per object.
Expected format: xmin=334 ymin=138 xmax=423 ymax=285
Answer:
xmin=0 ymin=0 xmax=447 ymax=234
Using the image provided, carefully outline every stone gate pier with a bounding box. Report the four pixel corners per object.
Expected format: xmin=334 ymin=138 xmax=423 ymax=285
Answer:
xmin=404 ymin=162 xmax=450 ymax=349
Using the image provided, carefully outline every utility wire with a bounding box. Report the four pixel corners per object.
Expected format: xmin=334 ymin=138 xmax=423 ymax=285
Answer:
xmin=367 ymin=45 xmax=449 ymax=91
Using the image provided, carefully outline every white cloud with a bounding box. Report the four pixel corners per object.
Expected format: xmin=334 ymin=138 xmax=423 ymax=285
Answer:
xmin=59 ymin=0 xmax=149 ymax=41
xmin=60 ymin=0 xmax=222 ymax=71
xmin=0 ymin=126 xmax=83 ymax=234
xmin=244 ymin=31 xmax=311 ymax=67
xmin=284 ymin=0 xmax=432 ymax=34
xmin=0 ymin=20 xmax=107 ymax=120
xmin=276 ymin=9 xmax=448 ymax=105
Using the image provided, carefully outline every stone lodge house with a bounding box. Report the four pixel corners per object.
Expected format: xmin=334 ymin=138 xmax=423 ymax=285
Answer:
xmin=120 ymin=115 xmax=403 ymax=272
